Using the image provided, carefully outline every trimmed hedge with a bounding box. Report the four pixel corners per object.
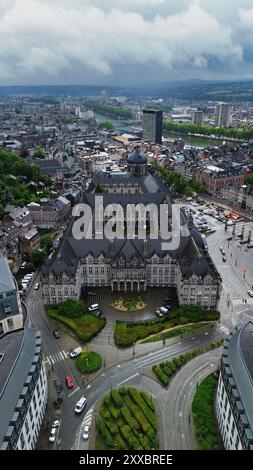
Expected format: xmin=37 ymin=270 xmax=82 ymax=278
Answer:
xmin=114 ymin=305 xmax=220 ymax=347
xmin=97 ymin=387 xmax=157 ymax=450
xmin=153 ymin=340 xmax=223 ymax=386
xmin=192 ymin=374 xmax=223 ymax=450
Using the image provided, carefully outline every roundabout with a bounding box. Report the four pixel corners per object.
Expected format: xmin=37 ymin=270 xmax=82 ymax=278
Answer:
xmin=111 ymin=296 xmax=147 ymax=312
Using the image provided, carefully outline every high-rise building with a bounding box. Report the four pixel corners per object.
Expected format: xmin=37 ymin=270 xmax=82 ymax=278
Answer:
xmin=216 ymin=321 xmax=253 ymax=450
xmin=142 ymin=110 xmax=163 ymax=144
xmin=192 ymin=110 xmax=204 ymax=126
xmin=215 ymin=102 xmax=232 ymax=128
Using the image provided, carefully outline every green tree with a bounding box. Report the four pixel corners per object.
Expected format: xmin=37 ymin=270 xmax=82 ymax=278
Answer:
xmin=99 ymin=121 xmax=114 ymax=131
xmin=33 ymin=145 xmax=45 ymax=159
xmin=57 ymin=299 xmax=86 ymax=318
xmin=32 ymin=250 xmax=46 ymax=266
xmin=40 ymin=234 xmax=53 ymax=254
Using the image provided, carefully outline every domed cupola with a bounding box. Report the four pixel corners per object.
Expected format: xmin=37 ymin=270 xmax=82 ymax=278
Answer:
xmin=127 ymin=147 xmax=147 ymax=176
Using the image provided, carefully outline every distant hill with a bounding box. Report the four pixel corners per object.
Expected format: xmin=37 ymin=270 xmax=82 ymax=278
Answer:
xmin=1 ymin=80 xmax=253 ymax=101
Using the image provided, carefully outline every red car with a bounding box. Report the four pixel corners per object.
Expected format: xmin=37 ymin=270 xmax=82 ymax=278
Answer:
xmin=66 ymin=375 xmax=74 ymax=389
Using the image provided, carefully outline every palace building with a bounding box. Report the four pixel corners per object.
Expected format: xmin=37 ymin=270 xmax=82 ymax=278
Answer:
xmin=42 ymin=148 xmax=221 ymax=309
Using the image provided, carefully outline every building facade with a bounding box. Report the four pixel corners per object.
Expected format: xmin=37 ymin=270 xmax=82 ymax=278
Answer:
xmin=0 ymin=329 xmax=48 ymax=450
xmin=216 ymin=321 xmax=253 ymax=450
xmin=143 ymin=110 xmax=163 ymax=144
xmin=42 ymin=148 xmax=221 ymax=309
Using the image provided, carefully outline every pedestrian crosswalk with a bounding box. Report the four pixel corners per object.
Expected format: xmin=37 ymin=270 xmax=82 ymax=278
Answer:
xmin=219 ymin=325 xmax=230 ymax=335
xmin=43 ymin=350 xmax=69 ymax=366
xmin=83 ymin=408 xmax=93 ymax=427
xmin=232 ymin=299 xmax=253 ymax=306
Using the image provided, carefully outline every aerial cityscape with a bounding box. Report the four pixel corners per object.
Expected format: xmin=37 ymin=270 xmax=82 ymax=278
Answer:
xmin=1 ymin=0 xmax=253 ymax=458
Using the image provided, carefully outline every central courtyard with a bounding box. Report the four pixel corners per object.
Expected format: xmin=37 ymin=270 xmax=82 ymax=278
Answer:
xmin=82 ymin=287 xmax=178 ymax=321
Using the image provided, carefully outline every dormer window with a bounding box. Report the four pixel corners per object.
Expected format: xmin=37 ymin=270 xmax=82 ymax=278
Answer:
xmin=132 ymin=258 xmax=138 ymax=268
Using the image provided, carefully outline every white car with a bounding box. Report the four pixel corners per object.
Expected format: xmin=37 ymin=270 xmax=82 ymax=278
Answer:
xmin=88 ymin=303 xmax=99 ymax=312
xmin=34 ymin=283 xmax=40 ymax=290
xmin=247 ymin=290 xmax=253 ymax=297
xmin=75 ymin=396 xmax=87 ymax=414
xmin=82 ymin=425 xmax=90 ymax=440
xmin=70 ymin=346 xmax=82 ymax=358
xmin=49 ymin=427 xmax=57 ymax=443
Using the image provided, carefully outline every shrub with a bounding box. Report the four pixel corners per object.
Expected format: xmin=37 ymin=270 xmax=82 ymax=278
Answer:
xmin=99 ymin=405 xmax=110 ymax=420
xmin=111 ymin=390 xmax=123 ymax=407
xmin=97 ymin=420 xmax=114 ymax=448
xmin=120 ymin=407 xmax=140 ymax=430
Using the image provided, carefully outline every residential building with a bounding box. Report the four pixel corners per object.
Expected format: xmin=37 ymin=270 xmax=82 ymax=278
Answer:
xmin=143 ymin=110 xmax=163 ymax=144
xmin=216 ymin=321 xmax=253 ymax=450
xmin=192 ymin=111 xmax=204 ymax=126
xmin=0 ymin=256 xmax=23 ymax=336
xmin=0 ymin=328 xmax=48 ymax=450
xmin=215 ymin=102 xmax=232 ymax=128
xmin=27 ymin=196 xmax=71 ymax=229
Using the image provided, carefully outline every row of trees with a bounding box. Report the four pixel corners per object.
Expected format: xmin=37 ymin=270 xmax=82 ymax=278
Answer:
xmin=163 ymin=119 xmax=253 ymax=140
xmin=84 ymin=100 xmax=133 ymax=119
xmin=153 ymin=162 xmax=204 ymax=196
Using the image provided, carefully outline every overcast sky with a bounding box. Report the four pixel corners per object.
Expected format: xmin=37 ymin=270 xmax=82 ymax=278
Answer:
xmin=1 ymin=0 xmax=253 ymax=85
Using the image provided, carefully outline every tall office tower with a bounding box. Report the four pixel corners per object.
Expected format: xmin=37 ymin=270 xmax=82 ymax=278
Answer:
xmin=215 ymin=102 xmax=232 ymax=128
xmin=192 ymin=110 xmax=204 ymax=126
xmin=143 ymin=109 xmax=163 ymax=144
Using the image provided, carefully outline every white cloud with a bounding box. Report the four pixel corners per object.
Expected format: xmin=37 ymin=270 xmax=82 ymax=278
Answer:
xmin=0 ymin=0 xmax=244 ymax=83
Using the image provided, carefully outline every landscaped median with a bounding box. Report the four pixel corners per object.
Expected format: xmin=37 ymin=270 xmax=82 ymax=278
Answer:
xmin=96 ymin=387 xmax=157 ymax=450
xmin=45 ymin=299 xmax=106 ymax=343
xmin=192 ymin=374 xmax=223 ymax=450
xmin=76 ymin=348 xmax=102 ymax=373
xmin=152 ymin=340 xmax=223 ymax=386
xmin=114 ymin=305 xmax=220 ymax=347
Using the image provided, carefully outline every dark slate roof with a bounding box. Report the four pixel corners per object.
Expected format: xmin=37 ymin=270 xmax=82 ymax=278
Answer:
xmin=223 ymin=321 xmax=253 ymax=436
xmin=127 ymin=147 xmax=147 ymax=165
xmin=0 ymin=256 xmax=16 ymax=294
xmin=0 ymin=328 xmax=40 ymax=446
xmin=91 ymin=169 xmax=168 ymax=194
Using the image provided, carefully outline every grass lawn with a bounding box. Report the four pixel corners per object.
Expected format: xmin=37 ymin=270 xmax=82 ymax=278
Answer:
xmin=76 ymin=350 xmax=102 ymax=373
xmin=192 ymin=374 xmax=223 ymax=450
xmin=96 ymin=387 xmax=157 ymax=450
xmin=140 ymin=322 xmax=211 ymax=344
xmin=46 ymin=307 xmax=106 ymax=343
xmin=114 ymin=305 xmax=220 ymax=347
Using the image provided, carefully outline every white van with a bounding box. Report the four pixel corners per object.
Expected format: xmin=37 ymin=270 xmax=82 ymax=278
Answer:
xmin=88 ymin=304 xmax=99 ymax=312
xmin=70 ymin=347 xmax=82 ymax=358
xmin=75 ymin=396 xmax=87 ymax=414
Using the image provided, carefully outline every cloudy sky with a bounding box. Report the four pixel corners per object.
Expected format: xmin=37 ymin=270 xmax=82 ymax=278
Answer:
xmin=1 ymin=0 xmax=253 ymax=85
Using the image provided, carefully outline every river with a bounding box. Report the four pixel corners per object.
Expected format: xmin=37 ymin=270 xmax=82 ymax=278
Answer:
xmin=81 ymin=111 xmax=236 ymax=148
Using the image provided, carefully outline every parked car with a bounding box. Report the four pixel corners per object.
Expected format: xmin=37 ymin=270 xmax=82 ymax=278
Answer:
xmin=34 ymin=282 xmax=40 ymax=290
xmin=70 ymin=346 xmax=82 ymax=358
xmin=247 ymin=290 xmax=253 ymax=297
xmin=87 ymin=291 xmax=96 ymax=296
xmin=222 ymin=256 xmax=226 ymax=263
xmin=53 ymin=329 xmax=60 ymax=339
xmin=52 ymin=420 xmax=60 ymax=428
xmin=227 ymin=237 xmax=233 ymax=241
xmin=66 ymin=375 xmax=74 ymax=389
xmin=49 ymin=427 xmax=57 ymax=443
xmin=95 ymin=309 xmax=103 ymax=317
xmin=82 ymin=425 xmax=90 ymax=440
xmin=75 ymin=396 xmax=87 ymax=414
xmin=88 ymin=303 xmax=99 ymax=312
xmin=155 ymin=309 xmax=164 ymax=318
